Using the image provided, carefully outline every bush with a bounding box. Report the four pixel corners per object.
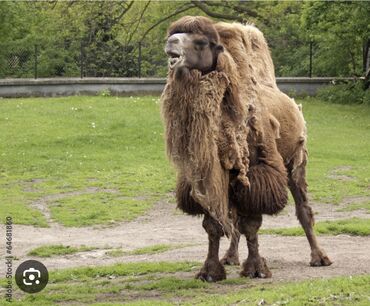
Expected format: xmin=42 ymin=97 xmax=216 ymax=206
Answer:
xmin=98 ymin=88 xmax=111 ymax=97
xmin=317 ymin=81 xmax=370 ymax=105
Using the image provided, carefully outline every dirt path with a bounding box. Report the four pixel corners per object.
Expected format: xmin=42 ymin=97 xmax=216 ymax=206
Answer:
xmin=1 ymin=199 xmax=369 ymax=283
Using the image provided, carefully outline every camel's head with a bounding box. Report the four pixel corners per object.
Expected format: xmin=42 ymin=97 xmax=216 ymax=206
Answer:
xmin=165 ymin=16 xmax=224 ymax=77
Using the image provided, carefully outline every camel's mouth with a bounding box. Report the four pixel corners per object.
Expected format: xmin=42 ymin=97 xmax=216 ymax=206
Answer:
xmin=167 ymin=51 xmax=180 ymax=59
xmin=168 ymin=54 xmax=183 ymax=69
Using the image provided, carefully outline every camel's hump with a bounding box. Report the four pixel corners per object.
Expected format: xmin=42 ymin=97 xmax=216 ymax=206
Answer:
xmin=214 ymin=22 xmax=277 ymax=89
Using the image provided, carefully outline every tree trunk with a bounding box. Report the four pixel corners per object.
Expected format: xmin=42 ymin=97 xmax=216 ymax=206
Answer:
xmin=363 ymin=39 xmax=370 ymax=90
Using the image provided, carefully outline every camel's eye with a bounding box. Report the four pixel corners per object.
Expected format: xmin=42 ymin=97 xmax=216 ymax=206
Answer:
xmin=194 ymin=39 xmax=209 ymax=47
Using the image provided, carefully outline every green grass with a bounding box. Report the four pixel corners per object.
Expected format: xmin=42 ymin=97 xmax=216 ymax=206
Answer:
xmin=105 ymin=244 xmax=187 ymax=257
xmin=51 ymin=261 xmax=199 ymax=283
xmin=128 ymin=244 xmax=175 ymax=255
xmin=2 ymin=261 xmax=368 ymax=305
xmin=191 ymin=274 xmax=370 ymax=306
xmin=0 ymin=202 xmax=48 ymax=227
xmin=1 ymin=96 xmax=369 ymax=227
xmin=105 ymin=249 xmax=125 ymax=257
xmin=28 ymin=244 xmax=95 ymax=257
xmin=336 ymin=201 xmax=370 ymax=213
xmin=302 ymin=98 xmax=370 ymax=204
xmin=140 ymin=277 xmax=209 ymax=291
xmin=93 ymin=303 xmax=173 ymax=306
xmin=0 ymin=96 xmax=174 ymax=227
xmin=261 ymin=218 xmax=370 ymax=236
xmin=50 ymin=192 xmax=151 ymax=226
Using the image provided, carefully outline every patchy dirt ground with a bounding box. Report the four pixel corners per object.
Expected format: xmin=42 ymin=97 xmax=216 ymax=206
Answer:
xmin=1 ymin=195 xmax=369 ymax=283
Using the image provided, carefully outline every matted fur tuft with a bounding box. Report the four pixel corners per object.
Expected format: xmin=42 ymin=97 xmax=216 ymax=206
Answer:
xmin=231 ymin=163 xmax=288 ymax=215
xmin=161 ymin=69 xmax=236 ymax=236
xmin=215 ymin=22 xmax=276 ymax=89
xmin=168 ymin=16 xmax=220 ymax=44
xmin=176 ymin=175 xmax=204 ymax=215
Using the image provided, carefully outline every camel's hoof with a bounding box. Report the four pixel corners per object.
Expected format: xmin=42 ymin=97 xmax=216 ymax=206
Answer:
xmin=310 ymin=249 xmax=333 ymax=267
xmin=220 ymin=253 xmax=240 ymax=266
xmin=195 ymin=260 xmax=226 ymax=282
xmin=240 ymin=256 xmax=272 ymax=279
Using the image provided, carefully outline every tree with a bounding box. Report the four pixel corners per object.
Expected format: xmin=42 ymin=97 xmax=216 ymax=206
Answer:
xmin=1 ymin=0 xmax=369 ymax=79
xmin=302 ymin=2 xmax=370 ymax=77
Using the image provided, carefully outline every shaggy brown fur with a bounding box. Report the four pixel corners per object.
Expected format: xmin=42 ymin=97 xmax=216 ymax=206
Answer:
xmin=214 ymin=20 xmax=331 ymax=270
xmin=168 ymin=16 xmax=220 ymax=46
xmin=215 ymin=22 xmax=276 ymax=89
xmin=161 ymin=69 xmax=239 ymax=235
xmin=231 ymin=164 xmax=288 ymax=215
xmin=162 ymin=16 xmax=291 ymax=230
xmin=161 ymin=16 xmax=332 ymax=280
xmin=176 ymin=175 xmax=204 ymax=215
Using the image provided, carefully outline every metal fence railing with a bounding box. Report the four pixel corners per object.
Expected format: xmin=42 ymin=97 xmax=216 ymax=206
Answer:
xmin=0 ymin=41 xmax=168 ymax=79
xmin=0 ymin=40 xmax=360 ymax=79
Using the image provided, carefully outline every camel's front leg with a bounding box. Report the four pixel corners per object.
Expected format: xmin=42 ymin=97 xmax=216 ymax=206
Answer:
xmin=239 ymin=214 xmax=272 ymax=278
xmin=196 ymin=214 xmax=226 ymax=282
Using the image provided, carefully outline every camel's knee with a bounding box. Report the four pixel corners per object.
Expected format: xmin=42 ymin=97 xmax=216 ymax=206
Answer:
xmin=288 ymin=148 xmax=308 ymax=192
xmin=288 ymin=171 xmax=313 ymax=225
xmin=202 ymin=214 xmax=224 ymax=238
xmin=296 ymin=202 xmax=315 ymax=227
xmin=238 ymin=215 xmax=262 ymax=237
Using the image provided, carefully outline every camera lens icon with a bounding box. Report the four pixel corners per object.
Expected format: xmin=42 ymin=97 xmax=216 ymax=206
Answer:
xmin=16 ymin=260 xmax=48 ymax=293
xmin=23 ymin=267 xmax=41 ymax=285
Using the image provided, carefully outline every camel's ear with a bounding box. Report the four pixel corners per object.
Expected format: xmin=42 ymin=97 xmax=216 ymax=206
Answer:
xmin=213 ymin=45 xmax=224 ymax=67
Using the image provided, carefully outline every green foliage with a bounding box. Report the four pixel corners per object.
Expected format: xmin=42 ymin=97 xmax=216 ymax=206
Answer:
xmin=302 ymin=2 xmax=370 ymax=77
xmin=98 ymin=88 xmax=112 ymax=97
xmin=257 ymin=2 xmax=311 ymax=77
xmin=28 ymin=244 xmax=94 ymax=257
xmin=1 ymin=1 xmax=369 ymax=78
xmin=317 ymin=82 xmax=370 ymax=105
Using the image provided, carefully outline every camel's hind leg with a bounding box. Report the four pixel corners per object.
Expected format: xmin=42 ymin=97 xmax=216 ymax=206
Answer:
xmin=221 ymin=228 xmax=240 ymax=265
xmin=196 ymin=214 xmax=226 ymax=282
xmin=239 ymin=214 xmax=272 ymax=278
xmin=221 ymin=207 xmax=240 ymax=266
xmin=288 ymin=158 xmax=332 ymax=266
